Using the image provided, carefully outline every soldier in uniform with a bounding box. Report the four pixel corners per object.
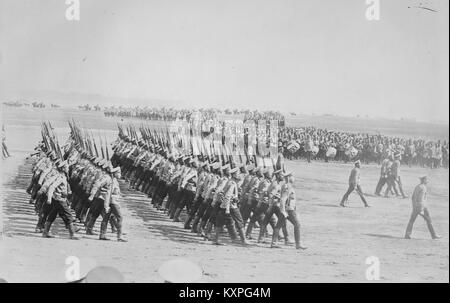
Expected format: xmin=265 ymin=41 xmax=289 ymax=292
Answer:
xmin=340 ymin=160 xmax=370 ymax=207
xmin=43 ymin=161 xmax=79 ymax=240
xmin=237 ymin=165 xmax=255 ymax=224
xmin=86 ymin=160 xmax=114 ymax=235
xmin=404 ymin=176 xmax=441 ymax=240
xmin=213 ymin=167 xmax=247 ymax=245
xmin=99 ymin=165 xmax=127 ymax=242
xmin=184 ymin=161 xmax=210 ymax=229
xmin=202 ymin=164 xmax=230 ymax=240
xmin=271 ymin=172 xmax=307 ymax=250
xmin=375 ymin=156 xmax=392 ymax=196
xmin=257 ymin=169 xmax=289 ymax=245
xmin=190 ymin=162 xmax=217 ymax=233
xmin=384 ymin=152 xmax=407 ymax=198
xmin=245 ymin=168 xmax=277 ymax=239
xmin=172 ymin=158 xmax=198 ymax=222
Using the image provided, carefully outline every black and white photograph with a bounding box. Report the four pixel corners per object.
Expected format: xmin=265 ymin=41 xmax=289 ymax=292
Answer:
xmin=0 ymin=0 xmax=448 ymax=285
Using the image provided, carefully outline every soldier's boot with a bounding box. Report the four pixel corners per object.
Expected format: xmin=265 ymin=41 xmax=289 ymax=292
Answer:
xmin=173 ymin=208 xmax=182 ymax=222
xmin=26 ymin=182 xmax=34 ymax=195
xmin=295 ymin=233 xmax=307 ymax=250
xmin=282 ymin=225 xmax=293 ymax=245
xmin=110 ymin=216 xmax=118 ymax=233
xmin=237 ymin=227 xmax=249 ymax=245
xmin=184 ymin=214 xmax=194 ymax=230
xmin=270 ymin=227 xmax=282 ymax=248
xmin=99 ymin=221 xmax=110 ymax=241
xmin=116 ymin=224 xmax=128 ymax=242
xmin=42 ymin=222 xmax=55 ymax=238
xmin=204 ymin=222 xmax=213 ymax=240
xmin=212 ymin=226 xmax=223 ymax=245
xmin=35 ymin=213 xmax=46 ymax=233
xmin=85 ymin=217 xmax=97 ymax=235
xmin=68 ymin=223 xmax=80 ymax=240
xmin=191 ymin=215 xmax=201 ymax=233
xmin=168 ymin=203 xmax=177 ymax=219
xmin=257 ymin=225 xmax=267 ymax=243
xmin=80 ymin=207 xmax=89 ymax=224
xmin=245 ymin=221 xmax=255 ymax=239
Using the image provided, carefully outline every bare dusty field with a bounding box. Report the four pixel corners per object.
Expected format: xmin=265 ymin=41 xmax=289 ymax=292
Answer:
xmin=0 ymin=106 xmax=448 ymax=283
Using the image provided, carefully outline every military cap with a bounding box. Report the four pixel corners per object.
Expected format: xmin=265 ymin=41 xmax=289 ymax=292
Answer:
xmin=102 ymin=160 xmax=111 ymax=169
xmin=98 ymin=159 xmax=107 ymax=167
xmin=419 ymin=175 xmax=427 ymax=181
xmin=158 ymin=259 xmax=203 ymax=283
xmin=230 ymin=167 xmax=239 ymax=175
xmin=354 ymin=160 xmax=361 ymax=165
xmin=57 ymin=160 xmax=68 ymax=169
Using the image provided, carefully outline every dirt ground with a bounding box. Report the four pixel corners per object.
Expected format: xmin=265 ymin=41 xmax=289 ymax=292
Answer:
xmin=0 ymin=106 xmax=448 ymax=283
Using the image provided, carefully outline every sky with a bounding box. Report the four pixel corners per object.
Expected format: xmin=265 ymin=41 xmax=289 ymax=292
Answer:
xmin=0 ymin=0 xmax=448 ymax=122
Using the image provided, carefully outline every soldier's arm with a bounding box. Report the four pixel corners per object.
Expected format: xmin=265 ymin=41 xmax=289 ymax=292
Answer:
xmin=46 ymin=176 xmax=63 ymax=204
xmin=103 ymin=178 xmax=113 ymax=210
xmin=89 ymin=177 xmax=107 ymax=200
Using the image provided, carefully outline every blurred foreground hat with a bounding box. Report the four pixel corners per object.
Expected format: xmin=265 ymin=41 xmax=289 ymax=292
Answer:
xmin=158 ymin=259 xmax=203 ymax=283
xmin=80 ymin=266 xmax=125 ymax=283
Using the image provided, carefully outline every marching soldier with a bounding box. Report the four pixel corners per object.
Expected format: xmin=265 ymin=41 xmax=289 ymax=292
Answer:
xmin=404 ymin=176 xmax=441 ymax=240
xmin=43 ymin=161 xmax=79 ymax=240
xmin=272 ymin=172 xmax=307 ymax=250
xmin=340 ymin=160 xmax=370 ymax=207
xmin=99 ymin=165 xmax=127 ymax=242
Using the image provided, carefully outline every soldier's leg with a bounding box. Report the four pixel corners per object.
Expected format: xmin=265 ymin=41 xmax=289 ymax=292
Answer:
xmin=375 ymin=177 xmax=384 ymax=195
xmin=340 ymin=185 xmax=354 ymax=206
xmin=56 ymin=200 xmax=79 ymax=240
xmin=230 ymin=207 xmax=247 ymax=244
xmin=258 ymin=204 xmax=274 ymax=242
xmin=212 ymin=209 xmax=225 ymax=245
xmin=36 ymin=196 xmax=51 ymax=232
xmin=175 ymin=190 xmax=194 ymax=223
xmin=42 ymin=199 xmax=58 ymax=238
xmin=111 ymin=204 xmax=126 ymax=242
xmin=271 ymin=210 xmax=286 ymax=248
xmin=396 ymin=177 xmax=407 ymax=198
xmin=246 ymin=203 xmax=263 ymax=239
xmin=356 ymin=185 xmax=369 ymax=206
xmin=404 ymin=209 xmax=420 ymax=238
xmin=421 ymin=208 xmax=439 ymax=239
xmin=192 ymin=199 xmax=209 ymax=233
xmin=287 ymin=210 xmax=307 ymax=249
xmin=86 ymin=198 xmax=103 ymax=234
xmin=184 ymin=196 xmax=202 ymax=229
xmin=99 ymin=208 xmax=111 ymax=240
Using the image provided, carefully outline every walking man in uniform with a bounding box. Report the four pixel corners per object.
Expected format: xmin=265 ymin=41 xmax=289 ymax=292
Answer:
xmin=404 ymin=176 xmax=441 ymax=240
xmin=340 ymin=160 xmax=370 ymax=207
